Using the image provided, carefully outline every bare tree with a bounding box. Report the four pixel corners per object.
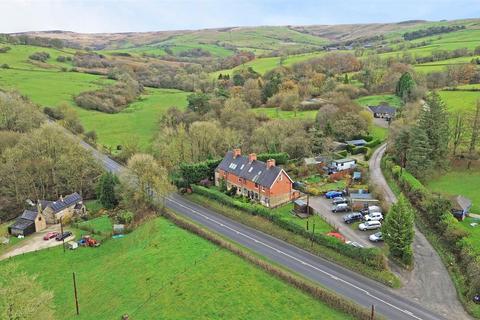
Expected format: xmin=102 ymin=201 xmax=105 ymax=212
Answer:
xmin=452 ymin=113 xmax=465 ymax=156
xmin=469 ymin=100 xmax=480 ymax=156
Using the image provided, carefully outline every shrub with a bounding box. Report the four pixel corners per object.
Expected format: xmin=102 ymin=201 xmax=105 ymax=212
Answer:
xmin=0 ymin=63 xmax=9 ymax=69
xmin=29 ymin=51 xmax=50 ymax=62
xmin=337 ymin=150 xmax=348 ymax=158
xmin=43 ymin=106 xmax=64 ymax=120
xmin=191 ymin=185 xmax=386 ymax=270
xmin=0 ymin=46 xmax=11 ymax=53
xmin=351 ymin=146 xmax=368 ymax=155
xmin=365 ymin=139 xmax=382 ymax=148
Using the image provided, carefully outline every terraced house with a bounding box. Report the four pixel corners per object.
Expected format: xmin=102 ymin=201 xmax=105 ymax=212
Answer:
xmin=215 ymin=149 xmax=298 ymax=207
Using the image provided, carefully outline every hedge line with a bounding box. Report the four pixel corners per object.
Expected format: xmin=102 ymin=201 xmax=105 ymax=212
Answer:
xmin=383 ymin=158 xmax=480 ymax=299
xmin=161 ymin=208 xmax=383 ymax=320
xmin=191 ymin=185 xmax=386 ymax=270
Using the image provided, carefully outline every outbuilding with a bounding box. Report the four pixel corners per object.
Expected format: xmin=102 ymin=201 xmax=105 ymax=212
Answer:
xmin=8 ymin=208 xmax=46 ymax=237
xmin=346 ymin=139 xmax=367 ymax=147
xmin=331 ymin=158 xmax=356 ymax=171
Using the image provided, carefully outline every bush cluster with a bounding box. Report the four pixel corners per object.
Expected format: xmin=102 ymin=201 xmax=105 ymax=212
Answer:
xmin=191 ymin=185 xmax=386 ymax=270
xmin=29 ymin=51 xmax=50 ymax=62
xmin=384 ymin=158 xmax=480 ymax=297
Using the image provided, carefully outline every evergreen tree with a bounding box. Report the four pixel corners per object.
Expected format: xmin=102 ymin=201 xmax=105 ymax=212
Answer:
xmin=97 ymin=172 xmax=119 ymax=209
xmin=418 ymin=92 xmax=449 ymax=166
xmin=395 ymin=72 xmax=416 ymax=101
xmin=382 ymin=194 xmax=415 ymax=265
xmin=406 ymin=126 xmax=432 ymax=179
xmin=343 ymin=73 xmax=349 ymax=84
xmin=393 ymin=128 xmax=411 ymax=169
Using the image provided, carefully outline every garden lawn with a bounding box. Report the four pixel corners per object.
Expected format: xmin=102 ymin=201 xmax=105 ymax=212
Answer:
xmin=252 ymin=107 xmax=318 ymax=120
xmin=369 ymin=125 xmax=388 ymax=141
xmin=356 ymin=94 xmax=403 ymax=108
xmin=0 ymin=217 xmax=351 ymax=320
xmin=426 ymin=169 xmax=480 ymax=214
xmin=77 ymin=215 xmax=112 ymax=235
xmin=272 ymin=203 xmax=334 ymax=236
xmin=458 ymin=216 xmax=480 ymax=250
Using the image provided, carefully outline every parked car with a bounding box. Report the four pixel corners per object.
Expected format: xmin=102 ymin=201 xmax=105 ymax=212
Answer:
xmin=325 ymin=190 xmax=343 ymax=199
xmin=55 ymin=231 xmax=72 ymax=241
xmin=358 ymin=220 xmax=381 ymax=231
xmin=360 ymin=205 xmax=382 ymax=215
xmin=326 ymin=232 xmax=346 ymax=243
xmin=332 ymin=197 xmax=347 ymax=205
xmin=369 ymin=232 xmax=383 ymax=242
xmin=343 ymin=212 xmax=363 ymax=224
xmin=332 ymin=203 xmax=350 ymax=213
xmin=346 ymin=241 xmax=364 ymax=248
xmin=364 ymin=212 xmax=384 ymax=222
xmin=43 ymin=232 xmax=59 ymax=240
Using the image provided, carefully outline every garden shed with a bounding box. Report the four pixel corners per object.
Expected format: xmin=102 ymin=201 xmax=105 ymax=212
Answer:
xmin=450 ymin=195 xmax=472 ymax=220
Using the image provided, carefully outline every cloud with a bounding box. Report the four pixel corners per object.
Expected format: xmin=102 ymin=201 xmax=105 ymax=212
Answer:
xmin=0 ymin=0 xmax=478 ymax=33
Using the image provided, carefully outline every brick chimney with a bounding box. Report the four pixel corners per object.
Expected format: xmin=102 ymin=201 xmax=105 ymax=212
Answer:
xmin=59 ymin=195 xmax=64 ymax=202
xmin=248 ymin=153 xmax=257 ymax=163
xmin=37 ymin=201 xmax=42 ymax=215
xmin=233 ymin=148 xmax=241 ymax=159
xmin=266 ymin=159 xmax=275 ymax=169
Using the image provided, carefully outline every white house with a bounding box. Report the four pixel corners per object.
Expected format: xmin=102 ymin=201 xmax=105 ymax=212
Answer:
xmin=331 ymin=158 xmax=356 ymax=171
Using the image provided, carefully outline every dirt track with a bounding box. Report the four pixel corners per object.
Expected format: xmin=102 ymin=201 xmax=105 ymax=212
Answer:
xmin=370 ymin=144 xmax=471 ymax=320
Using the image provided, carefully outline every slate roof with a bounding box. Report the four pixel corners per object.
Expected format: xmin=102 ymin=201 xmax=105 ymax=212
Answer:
xmin=350 ymin=193 xmax=374 ymax=200
xmin=450 ymin=195 xmax=472 ymax=211
xmin=346 ymin=139 xmax=367 ymax=146
xmin=217 ymin=151 xmax=289 ymax=188
xmin=47 ymin=193 xmax=83 ymax=213
xmin=368 ymin=105 xmax=396 ymax=115
xmin=10 ymin=218 xmax=34 ymax=231
xmin=20 ymin=209 xmax=38 ymax=221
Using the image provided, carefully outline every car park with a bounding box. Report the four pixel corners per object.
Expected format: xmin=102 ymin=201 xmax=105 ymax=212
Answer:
xmin=332 ymin=197 xmax=347 ymax=205
xmin=325 ymin=190 xmax=343 ymax=199
xmin=55 ymin=231 xmax=72 ymax=241
xmin=369 ymin=232 xmax=383 ymax=242
xmin=364 ymin=212 xmax=384 ymax=222
xmin=358 ymin=220 xmax=381 ymax=231
xmin=43 ymin=232 xmax=59 ymax=240
xmin=332 ymin=203 xmax=350 ymax=213
xmin=343 ymin=212 xmax=363 ymax=224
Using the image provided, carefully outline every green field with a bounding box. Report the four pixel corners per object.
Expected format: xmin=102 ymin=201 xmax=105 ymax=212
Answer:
xmin=438 ymin=90 xmax=480 ymax=112
xmin=213 ymin=50 xmax=336 ymax=78
xmin=77 ymin=215 xmax=113 ymax=235
xmin=0 ymin=44 xmax=75 ymax=70
xmin=427 ymin=169 xmax=480 ymax=214
xmin=356 ymin=94 xmax=403 ymax=108
xmin=78 ymin=88 xmax=189 ymax=149
xmin=0 ymin=217 xmax=351 ymax=320
xmin=0 ymin=67 xmax=189 ymax=149
xmin=458 ymin=216 xmax=480 ymax=249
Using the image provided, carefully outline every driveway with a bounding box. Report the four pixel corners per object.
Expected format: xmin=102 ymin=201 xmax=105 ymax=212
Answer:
xmin=309 ymin=196 xmax=382 ymax=248
xmin=0 ymin=224 xmax=73 ymax=260
xmin=370 ymin=144 xmax=471 ymax=319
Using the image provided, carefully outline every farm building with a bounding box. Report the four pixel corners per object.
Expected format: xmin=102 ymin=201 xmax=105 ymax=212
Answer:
xmin=215 ymin=149 xmax=299 ymax=208
xmin=8 ymin=207 xmax=46 ymax=236
xmin=331 ymin=158 xmax=356 ymax=171
xmin=368 ymin=105 xmax=396 ymax=119
xmin=450 ymin=195 xmax=472 ymax=220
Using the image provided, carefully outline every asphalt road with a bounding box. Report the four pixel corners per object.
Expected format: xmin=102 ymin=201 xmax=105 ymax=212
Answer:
xmin=369 ymin=144 xmax=470 ymax=319
xmin=77 ymin=135 xmax=449 ymax=319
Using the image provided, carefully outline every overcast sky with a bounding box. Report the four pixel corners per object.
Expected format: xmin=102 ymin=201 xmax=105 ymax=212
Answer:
xmin=2 ymin=0 xmax=480 ymax=33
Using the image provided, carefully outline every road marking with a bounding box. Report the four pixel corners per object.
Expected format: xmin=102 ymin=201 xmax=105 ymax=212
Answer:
xmin=167 ymin=197 xmax=425 ymax=320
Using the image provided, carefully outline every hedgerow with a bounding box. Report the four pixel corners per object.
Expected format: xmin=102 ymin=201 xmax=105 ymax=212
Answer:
xmin=191 ymin=184 xmax=386 ymax=270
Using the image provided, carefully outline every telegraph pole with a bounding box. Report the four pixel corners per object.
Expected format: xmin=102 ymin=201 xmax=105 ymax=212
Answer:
xmin=73 ymin=272 xmax=79 ymax=315
xmin=370 ymin=305 xmax=375 ymax=320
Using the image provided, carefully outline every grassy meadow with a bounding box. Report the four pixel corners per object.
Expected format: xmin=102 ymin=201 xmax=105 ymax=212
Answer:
xmin=355 ymin=94 xmax=403 ymax=108
xmin=427 ymin=169 xmax=480 ymax=214
xmin=439 ymin=90 xmax=480 ymax=112
xmin=0 ymin=44 xmax=75 ymax=70
xmin=0 ymin=217 xmax=351 ymax=320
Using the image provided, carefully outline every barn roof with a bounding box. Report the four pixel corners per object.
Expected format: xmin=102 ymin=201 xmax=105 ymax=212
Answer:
xmin=20 ymin=209 xmax=38 ymax=221
xmin=368 ymin=105 xmax=396 ymax=115
xmin=216 ymin=151 xmax=290 ymax=188
xmin=10 ymin=218 xmax=34 ymax=231
xmin=450 ymin=195 xmax=472 ymax=211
